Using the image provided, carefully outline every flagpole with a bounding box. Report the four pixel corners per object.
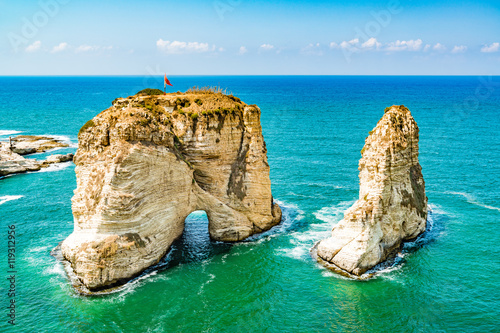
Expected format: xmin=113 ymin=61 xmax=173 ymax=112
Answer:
xmin=164 ymin=73 xmax=172 ymax=94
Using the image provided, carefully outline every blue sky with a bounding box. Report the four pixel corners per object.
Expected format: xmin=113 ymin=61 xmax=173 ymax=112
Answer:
xmin=0 ymin=0 xmax=499 ymax=75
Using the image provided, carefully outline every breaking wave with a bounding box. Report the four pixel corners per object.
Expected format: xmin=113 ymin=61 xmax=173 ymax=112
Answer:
xmin=0 ymin=130 xmax=22 ymax=136
xmin=0 ymin=195 xmax=24 ymax=206
xmin=243 ymin=199 xmax=305 ymax=243
xmin=276 ymin=200 xmax=354 ymax=261
xmin=333 ymin=203 xmax=447 ymax=280
xmin=278 ymin=200 xmax=448 ymax=280
xmin=37 ymin=161 xmax=73 ymax=173
xmin=45 ymin=134 xmax=78 ymax=148
xmin=446 ymin=191 xmax=500 ymax=212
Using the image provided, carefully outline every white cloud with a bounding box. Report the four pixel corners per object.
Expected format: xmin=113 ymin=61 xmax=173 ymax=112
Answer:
xmin=76 ymin=45 xmax=96 ymax=52
xmin=51 ymin=42 xmax=68 ymax=53
xmin=451 ymin=45 xmax=467 ymax=54
xmin=26 ymin=41 xmax=41 ymax=52
xmin=330 ymin=38 xmax=470 ymax=54
xmin=75 ymin=45 xmax=112 ymax=53
xmin=432 ymin=43 xmax=447 ymax=52
xmin=340 ymin=38 xmax=359 ymax=50
xmin=301 ymin=43 xmax=323 ymax=55
xmin=361 ymin=38 xmax=382 ymax=50
xmin=260 ymin=44 xmax=275 ymax=51
xmin=239 ymin=46 xmax=248 ymax=55
xmin=385 ymin=39 xmax=423 ymax=52
xmin=481 ymin=42 xmax=499 ymax=53
xmin=331 ymin=38 xmax=380 ymax=52
xmin=156 ymin=39 xmax=215 ymax=54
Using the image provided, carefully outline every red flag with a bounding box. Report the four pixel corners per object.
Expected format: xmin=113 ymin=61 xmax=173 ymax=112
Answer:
xmin=164 ymin=74 xmax=173 ymax=87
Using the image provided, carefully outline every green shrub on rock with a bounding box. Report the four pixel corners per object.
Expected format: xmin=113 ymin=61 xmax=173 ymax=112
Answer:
xmin=79 ymin=119 xmax=95 ymax=135
xmin=137 ymin=88 xmax=164 ymax=96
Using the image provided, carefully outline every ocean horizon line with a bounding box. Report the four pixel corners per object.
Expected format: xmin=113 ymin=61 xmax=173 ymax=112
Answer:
xmin=1 ymin=74 xmax=499 ymax=77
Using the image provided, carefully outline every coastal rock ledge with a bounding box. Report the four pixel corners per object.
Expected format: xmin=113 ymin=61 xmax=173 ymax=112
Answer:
xmin=61 ymin=89 xmax=282 ymax=290
xmin=316 ymin=105 xmax=427 ymax=276
xmin=0 ymin=136 xmax=73 ymax=177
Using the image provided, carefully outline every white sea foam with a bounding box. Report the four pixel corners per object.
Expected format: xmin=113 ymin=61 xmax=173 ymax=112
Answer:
xmin=74 ymin=251 xmax=177 ymax=300
xmin=44 ymin=262 xmax=66 ymax=277
xmin=274 ymin=181 xmax=347 ymax=189
xmin=365 ymin=203 xmax=447 ymax=280
xmin=274 ymin=199 xmax=305 ymax=216
xmin=280 ymin=200 xmax=449 ymax=282
xmin=37 ymin=161 xmax=73 ymax=173
xmin=0 ymin=195 xmax=24 ymax=205
xmin=42 ymin=134 xmax=79 ymax=148
xmin=0 ymin=130 xmax=22 ymax=136
xmin=280 ymin=246 xmax=308 ymax=260
xmin=321 ymin=270 xmax=336 ymax=277
xmin=287 ymin=191 xmax=326 ymax=199
xmin=313 ymin=200 xmax=354 ymax=224
xmin=276 ymin=200 xmax=354 ymax=261
xmin=103 ymin=270 xmax=162 ymax=302
xmin=241 ymin=199 xmax=304 ymax=243
xmin=447 ymin=191 xmax=500 ymax=212
xmin=197 ymin=273 xmax=216 ymax=295
xmin=46 ymin=134 xmax=72 ymax=143
xmin=28 ymin=245 xmax=52 ymax=253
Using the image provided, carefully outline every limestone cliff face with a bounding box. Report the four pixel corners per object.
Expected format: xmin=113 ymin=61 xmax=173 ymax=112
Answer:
xmin=61 ymin=91 xmax=281 ymax=290
xmin=316 ymin=105 xmax=427 ymax=276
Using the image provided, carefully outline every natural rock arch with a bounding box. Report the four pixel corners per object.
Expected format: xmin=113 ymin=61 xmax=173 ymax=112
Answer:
xmin=180 ymin=210 xmax=221 ymax=260
xmin=61 ymin=91 xmax=281 ymax=290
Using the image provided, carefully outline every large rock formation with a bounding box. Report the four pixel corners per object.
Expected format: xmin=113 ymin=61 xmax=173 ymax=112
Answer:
xmin=61 ymin=90 xmax=281 ymax=290
xmin=316 ymin=105 xmax=427 ymax=276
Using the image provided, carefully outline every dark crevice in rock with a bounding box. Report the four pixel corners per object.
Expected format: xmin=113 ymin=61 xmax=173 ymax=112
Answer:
xmin=227 ymin=131 xmax=249 ymax=201
xmin=122 ymin=233 xmax=146 ymax=248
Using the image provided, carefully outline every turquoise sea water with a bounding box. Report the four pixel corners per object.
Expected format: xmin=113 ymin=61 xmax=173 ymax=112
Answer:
xmin=0 ymin=76 xmax=499 ymax=332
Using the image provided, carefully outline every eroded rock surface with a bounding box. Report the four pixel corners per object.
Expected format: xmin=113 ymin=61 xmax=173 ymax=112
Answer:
xmin=316 ymin=105 xmax=427 ymax=276
xmin=61 ymin=90 xmax=282 ymax=290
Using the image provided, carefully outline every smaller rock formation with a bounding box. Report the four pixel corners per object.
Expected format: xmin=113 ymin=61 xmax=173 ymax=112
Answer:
xmin=10 ymin=135 xmax=69 ymax=155
xmin=315 ymin=105 xmax=427 ymax=276
xmin=0 ymin=136 xmax=73 ymax=177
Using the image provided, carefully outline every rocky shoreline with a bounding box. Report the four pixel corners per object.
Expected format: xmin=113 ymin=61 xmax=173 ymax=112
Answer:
xmin=0 ymin=135 xmax=74 ymax=177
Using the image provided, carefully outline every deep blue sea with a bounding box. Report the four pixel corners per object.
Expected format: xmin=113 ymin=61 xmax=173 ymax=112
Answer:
xmin=0 ymin=76 xmax=499 ymax=332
